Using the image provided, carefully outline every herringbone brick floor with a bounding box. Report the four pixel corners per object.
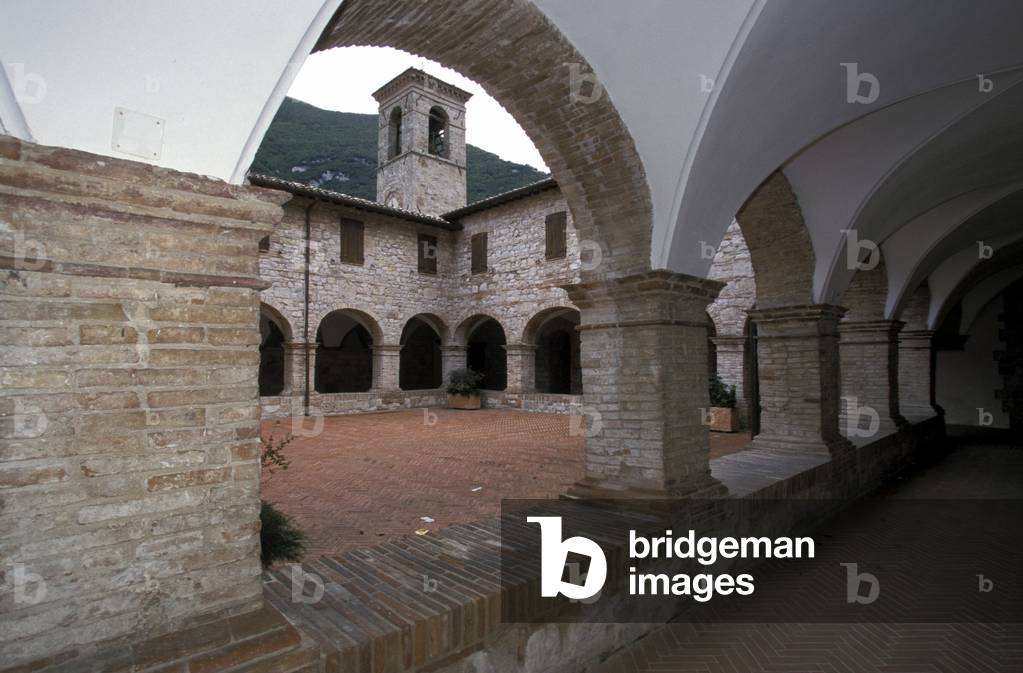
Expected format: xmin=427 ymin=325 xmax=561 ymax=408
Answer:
xmin=260 ymin=410 xmax=752 ymax=557
xmin=592 ymin=444 xmax=1023 ymax=673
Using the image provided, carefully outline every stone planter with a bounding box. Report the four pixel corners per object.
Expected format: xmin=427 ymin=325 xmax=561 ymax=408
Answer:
xmin=708 ymin=407 xmax=737 ymax=432
xmin=448 ymin=393 xmax=481 ymax=410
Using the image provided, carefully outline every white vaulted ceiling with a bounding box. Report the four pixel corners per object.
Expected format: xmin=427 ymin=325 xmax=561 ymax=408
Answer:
xmin=2 ymin=0 xmax=1022 ymax=318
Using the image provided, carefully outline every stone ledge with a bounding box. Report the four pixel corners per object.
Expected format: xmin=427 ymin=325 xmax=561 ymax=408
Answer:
xmin=0 ymin=603 xmax=318 ymax=673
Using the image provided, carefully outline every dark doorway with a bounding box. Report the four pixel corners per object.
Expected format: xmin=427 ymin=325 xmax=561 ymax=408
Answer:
xmin=747 ymin=319 xmax=761 ymax=436
xmin=534 ymin=314 xmax=582 ymax=394
xmin=315 ymin=312 xmax=374 ymax=393
xmin=466 ymin=318 xmax=507 ymax=390
xmin=259 ymin=315 xmax=286 ymax=396
xmin=400 ymin=317 xmax=442 ymax=390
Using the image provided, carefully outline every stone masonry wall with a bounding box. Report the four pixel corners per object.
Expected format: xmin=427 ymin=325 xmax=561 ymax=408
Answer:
xmin=257 ymin=186 xmax=583 ymax=415
xmin=0 ymin=136 xmax=285 ymax=667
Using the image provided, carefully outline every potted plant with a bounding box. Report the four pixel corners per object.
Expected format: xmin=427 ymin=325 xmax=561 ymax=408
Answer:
xmin=447 ymin=368 xmax=483 ymax=410
xmin=707 ymin=373 xmax=738 ymax=432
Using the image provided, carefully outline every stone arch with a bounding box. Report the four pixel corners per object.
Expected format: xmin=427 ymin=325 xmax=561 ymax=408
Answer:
xmin=734 ymin=171 xmax=816 ymax=308
xmin=315 ymin=308 xmax=383 ymax=393
xmin=399 ymin=314 xmax=447 ymax=390
xmin=523 ymin=307 xmax=581 ymax=395
xmin=454 ymin=314 xmax=507 ymax=390
xmin=388 ymin=106 xmax=403 ymax=159
xmin=259 ymin=303 xmax=292 ymax=396
xmin=317 ymin=0 xmax=652 ymax=278
xmin=427 ymin=106 xmax=448 ymax=158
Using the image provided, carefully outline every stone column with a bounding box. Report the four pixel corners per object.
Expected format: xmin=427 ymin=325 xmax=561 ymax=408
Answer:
xmin=748 ymin=305 xmax=853 ymax=456
xmin=281 ymin=341 xmax=309 ymax=397
xmin=898 ymin=330 xmax=938 ymax=418
xmin=504 ymin=344 xmax=536 ymax=394
xmin=839 ymin=320 xmax=906 ymax=437
xmin=371 ymin=344 xmax=402 ymax=392
xmin=440 ymin=345 xmax=466 ymax=387
xmin=710 ymin=335 xmax=748 ymax=428
xmin=563 ymin=271 xmax=726 ymax=498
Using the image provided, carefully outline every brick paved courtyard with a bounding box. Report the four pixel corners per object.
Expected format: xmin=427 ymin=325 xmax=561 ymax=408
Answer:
xmin=260 ymin=409 xmax=751 ymax=557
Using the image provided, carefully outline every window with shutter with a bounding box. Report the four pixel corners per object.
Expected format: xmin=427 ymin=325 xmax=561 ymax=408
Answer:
xmin=418 ymin=233 xmax=438 ymax=274
xmin=339 ymin=218 xmax=364 ymax=265
xmin=545 ymin=211 xmax=567 ymax=259
xmin=471 ymin=232 xmax=488 ymax=274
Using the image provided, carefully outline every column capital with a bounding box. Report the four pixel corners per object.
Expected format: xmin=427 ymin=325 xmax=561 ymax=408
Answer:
xmin=503 ymin=343 xmax=537 ymax=354
xmin=710 ymin=335 xmax=747 ymax=348
xmin=372 ymin=343 xmax=402 ymax=354
xmin=839 ymin=319 xmax=904 ymax=344
xmin=563 ymin=270 xmax=724 ymax=329
xmin=748 ymin=303 xmax=848 ymax=324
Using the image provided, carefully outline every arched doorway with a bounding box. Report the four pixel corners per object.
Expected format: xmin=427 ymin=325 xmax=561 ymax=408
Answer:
xmin=526 ymin=308 xmax=582 ymax=395
xmin=457 ymin=315 xmax=506 ymax=391
xmin=315 ymin=310 xmax=380 ymax=393
xmin=259 ymin=304 xmax=291 ymax=396
xmin=400 ymin=315 xmax=444 ymax=390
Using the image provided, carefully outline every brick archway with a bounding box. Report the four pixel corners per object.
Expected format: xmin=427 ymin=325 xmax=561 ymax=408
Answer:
xmin=317 ymin=0 xmax=652 ymax=279
xmin=735 ymin=171 xmax=817 ymax=308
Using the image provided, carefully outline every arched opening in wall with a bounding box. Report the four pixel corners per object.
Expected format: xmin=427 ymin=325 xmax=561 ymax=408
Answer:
xmin=400 ymin=315 xmax=444 ymax=390
xmin=388 ymin=106 xmax=403 ymax=159
xmin=315 ymin=310 xmax=379 ymax=393
xmin=525 ymin=308 xmax=582 ymax=395
xmin=427 ymin=106 xmax=448 ymax=158
xmin=259 ymin=304 xmax=291 ymax=396
xmin=460 ymin=316 xmax=507 ymax=391
xmin=707 ymin=314 xmax=718 ymax=379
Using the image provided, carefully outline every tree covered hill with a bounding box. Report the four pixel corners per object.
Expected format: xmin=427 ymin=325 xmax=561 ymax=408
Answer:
xmin=250 ymin=97 xmax=549 ymax=206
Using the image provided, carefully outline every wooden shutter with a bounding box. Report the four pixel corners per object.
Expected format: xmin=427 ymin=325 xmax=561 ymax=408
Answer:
xmin=545 ymin=211 xmax=567 ymax=259
xmin=418 ymin=233 xmax=438 ymax=274
xmin=339 ymin=218 xmax=364 ymax=265
xmin=471 ymin=232 xmax=488 ymax=273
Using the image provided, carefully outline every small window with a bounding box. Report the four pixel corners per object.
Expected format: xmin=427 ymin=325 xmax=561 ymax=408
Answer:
xmin=470 ymin=232 xmax=488 ymax=274
xmin=388 ymin=107 xmax=403 ymax=159
xmin=545 ymin=212 xmax=567 ymax=260
xmin=428 ymin=106 xmax=448 ymax=157
xmin=258 ymin=235 xmax=270 ymax=252
xmin=339 ymin=218 xmax=364 ymax=265
xmin=418 ymin=233 xmax=438 ymax=275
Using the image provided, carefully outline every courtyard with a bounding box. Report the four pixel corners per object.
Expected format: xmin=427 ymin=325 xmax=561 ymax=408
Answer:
xmin=261 ymin=409 xmax=752 ymax=557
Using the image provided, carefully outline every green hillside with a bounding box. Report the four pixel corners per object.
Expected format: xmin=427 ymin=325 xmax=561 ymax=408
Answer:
xmin=250 ymin=97 xmax=549 ymax=205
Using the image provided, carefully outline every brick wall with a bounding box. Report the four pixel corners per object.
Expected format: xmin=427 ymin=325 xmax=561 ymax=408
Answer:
xmin=0 ymin=137 xmax=285 ymax=667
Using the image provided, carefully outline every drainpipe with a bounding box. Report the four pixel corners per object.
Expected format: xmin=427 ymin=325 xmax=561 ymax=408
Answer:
xmin=303 ymin=199 xmax=316 ymax=417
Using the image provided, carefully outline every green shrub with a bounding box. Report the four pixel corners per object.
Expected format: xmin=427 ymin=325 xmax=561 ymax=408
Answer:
xmin=708 ymin=374 xmax=737 ymax=408
xmin=446 ymin=368 xmax=483 ymax=396
xmin=260 ymin=500 xmax=306 ymax=567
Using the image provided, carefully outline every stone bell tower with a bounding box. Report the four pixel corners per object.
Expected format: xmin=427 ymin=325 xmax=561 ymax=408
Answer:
xmin=373 ymin=68 xmax=471 ymax=215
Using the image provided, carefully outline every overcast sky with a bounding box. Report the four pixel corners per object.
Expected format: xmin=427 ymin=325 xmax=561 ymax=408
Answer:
xmin=287 ymin=46 xmax=549 ymax=172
